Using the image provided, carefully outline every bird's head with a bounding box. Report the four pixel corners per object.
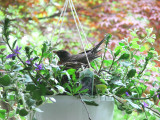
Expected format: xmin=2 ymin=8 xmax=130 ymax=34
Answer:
xmin=53 ymin=50 xmax=71 ymax=63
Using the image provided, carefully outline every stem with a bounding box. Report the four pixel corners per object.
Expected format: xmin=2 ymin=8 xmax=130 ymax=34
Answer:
xmin=79 ymin=94 xmax=92 ymax=120
xmin=134 ymin=82 xmax=140 ymax=98
xmin=130 ymin=93 xmax=158 ymax=100
xmin=3 ymin=36 xmax=36 ymax=84
xmin=138 ymin=60 xmax=148 ymax=77
xmin=143 ymin=105 xmax=149 ymax=120
xmin=98 ymin=49 xmax=107 ymax=74
xmin=147 ymin=107 xmax=160 ymax=117
xmin=113 ymin=94 xmax=160 ymax=118
xmin=108 ymin=56 xmax=116 ymax=73
xmin=144 ymin=110 xmax=148 ymax=120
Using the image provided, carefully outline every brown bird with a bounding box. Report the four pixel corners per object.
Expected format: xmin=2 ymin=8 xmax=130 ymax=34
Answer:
xmin=54 ymin=35 xmax=110 ymax=65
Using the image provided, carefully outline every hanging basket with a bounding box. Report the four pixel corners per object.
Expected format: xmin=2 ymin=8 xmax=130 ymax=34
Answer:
xmin=38 ymin=0 xmax=115 ymax=120
xmin=35 ymin=95 xmax=114 ymax=120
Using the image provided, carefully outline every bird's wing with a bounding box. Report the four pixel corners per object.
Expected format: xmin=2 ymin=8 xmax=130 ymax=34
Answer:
xmin=67 ymin=52 xmax=99 ymax=64
xmin=79 ymin=49 xmax=91 ymax=54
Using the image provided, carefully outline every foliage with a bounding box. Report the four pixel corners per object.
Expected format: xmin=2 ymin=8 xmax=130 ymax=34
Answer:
xmin=0 ymin=18 xmax=160 ymax=120
xmin=0 ymin=0 xmax=160 ymax=54
xmin=0 ymin=0 xmax=160 ymax=120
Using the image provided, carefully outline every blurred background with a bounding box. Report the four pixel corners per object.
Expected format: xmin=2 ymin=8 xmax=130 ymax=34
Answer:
xmin=0 ymin=0 xmax=160 ymax=119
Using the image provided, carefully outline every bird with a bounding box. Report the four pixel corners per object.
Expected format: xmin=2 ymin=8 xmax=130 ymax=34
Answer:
xmin=54 ymin=35 xmax=110 ymax=65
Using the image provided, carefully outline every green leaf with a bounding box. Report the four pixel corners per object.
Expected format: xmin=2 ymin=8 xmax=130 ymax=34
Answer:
xmin=146 ymin=51 xmax=153 ymax=61
xmin=13 ymin=65 xmax=23 ymax=71
xmin=35 ymin=108 xmax=43 ymax=113
xmin=115 ymin=46 xmax=122 ymax=51
xmin=36 ymin=100 xmax=43 ymax=106
xmin=32 ymin=90 xmax=42 ymax=100
xmin=125 ymin=109 xmax=132 ymax=114
xmin=151 ymin=34 xmax=156 ymax=39
xmin=133 ymin=55 xmax=140 ymax=61
xmin=39 ymin=84 xmax=47 ymax=95
xmin=119 ymin=42 xmax=125 ymax=46
xmin=5 ymin=64 xmax=11 ymax=70
xmin=42 ymin=43 xmax=47 ymax=53
xmin=156 ymin=77 xmax=160 ymax=81
xmin=26 ymin=83 xmax=37 ymax=92
xmin=130 ymin=31 xmax=137 ymax=37
xmin=132 ymin=38 xmax=140 ymax=42
xmin=127 ymin=69 xmax=136 ymax=78
xmin=0 ymin=54 xmax=3 ymax=58
xmin=23 ymin=67 xmax=32 ymax=70
xmin=146 ymin=28 xmax=153 ymax=35
xmin=149 ymin=116 xmax=156 ymax=120
xmin=120 ymin=61 xmax=131 ymax=67
xmin=75 ymin=84 xmax=82 ymax=93
xmin=117 ymin=104 xmax=126 ymax=111
xmin=119 ymin=53 xmax=130 ymax=60
xmin=149 ymin=50 xmax=158 ymax=55
xmin=116 ymin=88 xmax=127 ymax=95
xmin=84 ymin=100 xmax=99 ymax=106
xmin=147 ymin=38 xmax=155 ymax=43
xmin=0 ymin=45 xmax=6 ymax=49
xmin=24 ymin=74 xmax=32 ymax=82
xmin=25 ymin=46 xmax=30 ymax=54
xmin=66 ymin=85 xmax=72 ymax=93
xmin=12 ymin=40 xmax=17 ymax=49
xmin=144 ymin=72 xmax=151 ymax=76
xmin=140 ymin=46 xmax=146 ymax=52
xmin=19 ymin=109 xmax=28 ymax=116
xmin=114 ymin=49 xmax=121 ymax=56
xmin=79 ymin=89 xmax=88 ymax=93
xmin=33 ymin=57 xmax=39 ymax=61
xmin=26 ymin=99 xmax=35 ymax=106
xmin=0 ymin=75 xmax=11 ymax=86
xmin=131 ymin=42 xmax=139 ymax=49
xmin=103 ymin=60 xmax=113 ymax=67
xmin=9 ymin=95 xmax=15 ymax=101
xmin=127 ymin=99 xmax=141 ymax=109
xmin=137 ymin=109 xmax=143 ymax=113
xmin=0 ymin=109 xmax=6 ymax=119
xmin=104 ymin=33 xmax=112 ymax=45
xmin=67 ymin=68 xmax=76 ymax=75
xmin=150 ymin=90 xmax=154 ymax=96
xmin=96 ymin=84 xmax=107 ymax=94
xmin=9 ymin=61 xmax=15 ymax=66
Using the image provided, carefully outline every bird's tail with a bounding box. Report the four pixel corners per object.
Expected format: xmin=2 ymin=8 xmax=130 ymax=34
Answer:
xmin=92 ymin=34 xmax=111 ymax=53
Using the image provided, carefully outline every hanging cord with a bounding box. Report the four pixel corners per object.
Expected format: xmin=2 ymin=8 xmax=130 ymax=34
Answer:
xmin=69 ymin=0 xmax=90 ymax=46
xmin=50 ymin=0 xmax=69 ymax=46
xmin=69 ymin=0 xmax=91 ymax=68
xmin=71 ymin=0 xmax=100 ymax=72
xmin=50 ymin=0 xmax=100 ymax=70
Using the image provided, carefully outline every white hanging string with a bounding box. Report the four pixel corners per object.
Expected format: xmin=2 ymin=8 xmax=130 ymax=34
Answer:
xmin=50 ymin=0 xmax=69 ymax=46
xmin=56 ymin=0 xmax=69 ymax=44
xmin=50 ymin=0 xmax=100 ymax=70
xmin=69 ymin=0 xmax=90 ymax=47
xmin=69 ymin=0 xmax=96 ymax=96
xmin=70 ymin=0 xmax=101 ymax=72
xmin=69 ymin=0 xmax=91 ymax=68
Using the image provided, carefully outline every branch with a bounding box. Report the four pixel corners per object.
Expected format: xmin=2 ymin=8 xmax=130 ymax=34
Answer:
xmin=9 ymin=4 xmax=103 ymax=22
xmin=10 ymin=11 xmax=61 ymax=21
xmin=113 ymin=95 xmax=160 ymax=118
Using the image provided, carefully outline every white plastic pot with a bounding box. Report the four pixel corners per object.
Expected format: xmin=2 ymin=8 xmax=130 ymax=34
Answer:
xmin=35 ymin=95 xmax=114 ymax=120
